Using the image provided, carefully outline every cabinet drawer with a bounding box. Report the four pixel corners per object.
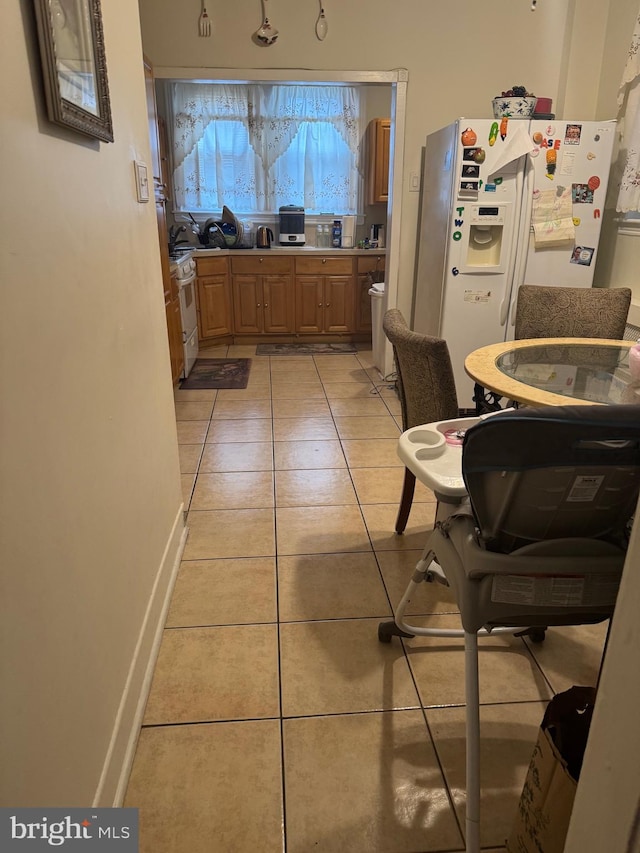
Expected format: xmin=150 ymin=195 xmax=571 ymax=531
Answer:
xmin=231 ymin=255 xmax=293 ymax=275
xmin=357 ymin=255 xmax=386 ymax=274
xmin=295 ymin=256 xmax=353 ymax=275
xmin=196 ymin=256 xmax=229 ymax=276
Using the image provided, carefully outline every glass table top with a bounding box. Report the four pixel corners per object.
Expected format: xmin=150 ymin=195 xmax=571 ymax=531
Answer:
xmin=496 ymin=342 xmax=640 ymax=405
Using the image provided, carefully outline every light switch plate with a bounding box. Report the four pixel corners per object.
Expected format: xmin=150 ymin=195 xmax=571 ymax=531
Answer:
xmin=410 ymin=172 xmax=420 ymax=192
xmin=134 ymin=160 xmax=149 ymax=203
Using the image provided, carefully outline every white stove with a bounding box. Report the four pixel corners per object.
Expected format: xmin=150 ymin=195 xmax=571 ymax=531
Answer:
xmin=172 ymin=254 xmax=198 ymax=379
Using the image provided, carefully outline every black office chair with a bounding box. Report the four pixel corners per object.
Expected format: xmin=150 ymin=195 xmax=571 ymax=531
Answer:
xmin=379 ymin=403 xmax=640 ymax=853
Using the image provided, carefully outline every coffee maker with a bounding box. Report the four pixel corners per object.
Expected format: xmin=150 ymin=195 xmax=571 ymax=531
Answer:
xmin=278 ymin=206 xmax=305 ymax=245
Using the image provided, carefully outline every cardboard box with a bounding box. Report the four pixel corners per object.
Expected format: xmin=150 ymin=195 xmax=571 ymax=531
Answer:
xmin=506 ymin=686 xmax=596 ymax=853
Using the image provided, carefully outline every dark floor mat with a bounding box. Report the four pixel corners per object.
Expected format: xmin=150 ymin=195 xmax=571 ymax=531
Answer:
xmin=179 ymin=358 xmax=251 ymax=389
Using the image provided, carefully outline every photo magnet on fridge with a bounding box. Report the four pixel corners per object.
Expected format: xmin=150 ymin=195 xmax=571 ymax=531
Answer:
xmin=570 ymin=246 xmax=595 ymax=266
xmin=572 ymin=183 xmax=594 ymax=204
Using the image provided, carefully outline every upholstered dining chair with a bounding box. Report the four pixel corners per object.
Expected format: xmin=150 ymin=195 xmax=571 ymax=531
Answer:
xmin=475 ymin=285 xmax=633 ymax=412
xmin=383 ymin=309 xmax=460 ymax=534
xmin=514 ymin=284 xmax=632 ymax=340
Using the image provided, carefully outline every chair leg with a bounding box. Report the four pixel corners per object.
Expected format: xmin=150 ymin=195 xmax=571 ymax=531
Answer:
xmin=464 ymin=631 xmax=481 ymax=853
xmin=395 ymin=468 xmax=416 ymax=534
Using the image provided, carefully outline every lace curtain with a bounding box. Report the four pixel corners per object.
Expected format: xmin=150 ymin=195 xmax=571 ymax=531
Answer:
xmin=615 ymin=5 xmax=640 ymax=212
xmin=170 ymin=82 xmax=362 ymax=214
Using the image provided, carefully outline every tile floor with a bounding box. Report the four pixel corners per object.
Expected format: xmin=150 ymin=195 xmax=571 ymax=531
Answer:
xmin=124 ymin=343 xmax=607 ymax=853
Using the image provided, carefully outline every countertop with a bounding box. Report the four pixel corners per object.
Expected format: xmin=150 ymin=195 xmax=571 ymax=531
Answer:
xmin=172 ymin=246 xmax=386 ymax=259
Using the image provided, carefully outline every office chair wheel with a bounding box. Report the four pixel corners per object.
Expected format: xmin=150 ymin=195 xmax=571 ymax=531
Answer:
xmin=378 ymin=621 xmax=415 ymax=643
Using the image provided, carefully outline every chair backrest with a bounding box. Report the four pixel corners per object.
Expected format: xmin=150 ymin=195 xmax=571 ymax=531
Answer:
xmin=382 ymin=309 xmax=459 ymax=430
xmin=461 ymin=404 xmax=640 ymax=554
xmin=514 ymin=285 xmax=632 ymax=340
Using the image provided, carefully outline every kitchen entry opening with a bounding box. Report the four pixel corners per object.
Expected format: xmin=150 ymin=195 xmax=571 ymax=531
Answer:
xmin=169 ymin=82 xmax=362 ymax=216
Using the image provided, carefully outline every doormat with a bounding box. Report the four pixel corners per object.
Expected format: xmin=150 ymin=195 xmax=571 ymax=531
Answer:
xmin=179 ymin=358 xmax=251 ymax=390
xmin=255 ymin=343 xmax=357 ymax=355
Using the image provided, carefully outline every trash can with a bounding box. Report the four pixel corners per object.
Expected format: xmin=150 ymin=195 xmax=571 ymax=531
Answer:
xmin=368 ymin=281 xmax=386 ymax=376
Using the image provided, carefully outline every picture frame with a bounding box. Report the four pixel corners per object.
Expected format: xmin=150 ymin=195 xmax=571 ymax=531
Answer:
xmin=33 ymin=0 xmax=113 ymax=143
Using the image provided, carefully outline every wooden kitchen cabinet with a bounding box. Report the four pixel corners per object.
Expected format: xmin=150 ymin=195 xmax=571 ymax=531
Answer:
xmin=231 ymin=255 xmax=294 ymax=334
xmin=355 ymin=254 xmax=386 ymax=333
xmin=295 ymin=256 xmax=354 ymax=334
xmin=166 ymin=272 xmax=184 ymax=384
xmin=196 ymin=256 xmax=233 ymax=341
xmin=366 ymin=118 xmax=391 ymax=205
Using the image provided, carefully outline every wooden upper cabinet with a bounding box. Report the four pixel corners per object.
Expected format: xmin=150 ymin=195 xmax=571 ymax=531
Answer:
xmin=366 ymin=118 xmax=391 ymax=205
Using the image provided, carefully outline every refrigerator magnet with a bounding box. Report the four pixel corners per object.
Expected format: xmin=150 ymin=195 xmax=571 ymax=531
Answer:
xmin=489 ymin=122 xmax=499 ymax=146
xmin=570 ymin=246 xmax=594 ymax=266
xmin=588 ymin=175 xmax=601 ymax=191
xmin=572 ymin=183 xmax=594 ymax=204
xmin=462 ymin=164 xmax=480 ymax=178
xmin=461 ymin=128 xmax=477 ymax=146
xmin=564 ymin=124 xmax=582 ymax=145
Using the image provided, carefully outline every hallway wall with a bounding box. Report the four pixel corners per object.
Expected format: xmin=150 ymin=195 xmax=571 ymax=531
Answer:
xmin=0 ymin=0 xmax=184 ymax=805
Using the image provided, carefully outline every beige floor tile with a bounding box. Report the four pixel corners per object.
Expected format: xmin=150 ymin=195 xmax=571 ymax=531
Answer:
xmin=334 ymin=416 xmax=401 ymax=440
xmin=178 ymin=444 xmax=204 ymax=474
xmin=181 ymin=473 xmax=196 ymax=509
xmin=362 ymin=503 xmax=437 ymax=551
xmin=376 ymin=550 xmax=459 ymax=615
xmin=314 ymin=367 xmax=372 ymax=383
xmin=226 ymin=344 xmax=259 ymax=357
xmin=269 ymin=356 xmax=316 ymax=368
xmin=278 ymin=552 xmax=391 ymax=621
xmin=211 ymin=399 xmax=272 ymax=419
xmin=198 ymin=344 xmax=229 ymax=357
xmin=328 ymin=397 xmax=390 ymax=417
xmin=523 ymin=622 xmax=608 ymax=693
xmin=271 ymin=382 xmax=325 ymax=399
xmin=275 ymin=469 xmax=357 ymax=507
xmin=200 ymin=442 xmax=273 ymax=472
xmin=183 ymin=509 xmax=275 ymax=560
xmin=283 ymin=711 xmax=462 ymax=853
xmin=206 ymin=418 xmax=273 ymax=443
xmin=341 ymin=438 xmax=403 ymax=468
xmin=427 ymin=702 xmax=547 ymax=848
xmin=323 ymin=382 xmax=378 ymax=400
xmin=176 ymin=421 xmax=209 ymax=444
xmin=350 ymin=467 xmax=435 ymax=504
xmin=313 ymin=354 xmax=362 ymax=368
xmin=191 ymin=471 xmax=274 ymax=509
xmin=276 ymin=505 xmax=370 ymax=555
xmin=274 ymin=439 xmax=346 ymax=470
xmin=269 ymin=363 xmax=319 ymax=378
xmin=272 ymin=417 xmax=338 ymax=441
xmin=272 ymin=398 xmax=331 ymax=418
xmin=166 ymin=557 xmax=277 ymax=627
xmin=143 ymin=624 xmax=280 ymax=724
xmin=215 ymin=384 xmax=272 ymax=401
xmin=175 ymin=401 xmax=214 ymax=421
xmin=125 ymin=720 xmax=283 ymax=853
xmin=174 ymin=388 xmax=217 ymax=402
xmin=405 ymin=614 xmax=552 ymax=707
xmin=280 ymin=618 xmax=419 ymax=715
xmin=383 ymin=397 xmax=402 ymax=416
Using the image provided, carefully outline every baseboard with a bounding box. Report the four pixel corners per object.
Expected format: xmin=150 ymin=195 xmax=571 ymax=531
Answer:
xmin=92 ymin=504 xmax=188 ymax=807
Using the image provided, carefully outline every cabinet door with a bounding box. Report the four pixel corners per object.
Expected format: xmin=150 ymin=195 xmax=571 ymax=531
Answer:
xmin=199 ymin=274 xmax=233 ymax=338
xmin=367 ymin=118 xmax=391 ymax=205
xmin=324 ymin=276 xmax=355 ymax=333
xmin=263 ymin=275 xmax=294 ymax=333
xmin=356 ymin=275 xmax=373 ymax=333
xmin=295 ymin=276 xmax=324 ymax=333
xmin=232 ymin=275 xmax=263 ymax=334
xmin=170 ymin=296 xmax=184 ymax=382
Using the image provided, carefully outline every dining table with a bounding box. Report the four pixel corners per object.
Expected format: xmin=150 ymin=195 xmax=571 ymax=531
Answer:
xmin=464 ymin=337 xmax=640 ymax=407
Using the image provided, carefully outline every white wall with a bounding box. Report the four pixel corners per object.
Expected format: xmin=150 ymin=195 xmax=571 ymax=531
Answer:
xmin=0 ymin=0 xmax=184 ymax=805
xmin=138 ymin=0 xmax=584 ymax=321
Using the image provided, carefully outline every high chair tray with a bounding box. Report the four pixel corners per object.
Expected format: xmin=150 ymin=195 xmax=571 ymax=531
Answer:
xmin=397 ymin=416 xmax=481 ymax=496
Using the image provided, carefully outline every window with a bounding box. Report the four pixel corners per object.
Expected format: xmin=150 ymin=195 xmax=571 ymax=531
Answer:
xmin=169 ymin=82 xmax=362 ymax=216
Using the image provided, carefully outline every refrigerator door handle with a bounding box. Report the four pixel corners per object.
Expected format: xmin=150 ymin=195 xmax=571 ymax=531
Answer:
xmin=500 ymin=157 xmax=534 ymax=328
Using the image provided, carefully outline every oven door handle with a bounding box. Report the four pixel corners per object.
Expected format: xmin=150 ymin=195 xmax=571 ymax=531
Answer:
xmin=177 ymin=272 xmax=197 ymax=287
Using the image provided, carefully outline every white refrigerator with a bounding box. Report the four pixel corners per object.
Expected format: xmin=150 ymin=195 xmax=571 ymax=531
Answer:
xmin=411 ymin=117 xmax=616 ymax=408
